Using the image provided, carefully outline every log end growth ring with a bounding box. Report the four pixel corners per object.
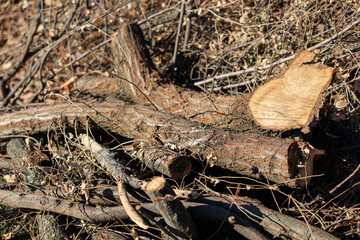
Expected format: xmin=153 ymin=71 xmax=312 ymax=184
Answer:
xmin=248 ymin=50 xmax=333 ymax=131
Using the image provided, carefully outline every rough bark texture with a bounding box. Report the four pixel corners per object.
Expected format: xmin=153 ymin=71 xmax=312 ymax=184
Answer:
xmin=123 ymin=142 xmax=192 ymax=179
xmin=248 ymin=50 xmax=333 ymax=132
xmin=148 ymin=183 xmax=199 ymax=240
xmin=108 ymin=24 xmax=247 ymax=127
xmin=0 ymin=100 xmax=315 ymax=187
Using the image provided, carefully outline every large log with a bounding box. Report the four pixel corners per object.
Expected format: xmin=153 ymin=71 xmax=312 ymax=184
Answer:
xmin=0 ymin=99 xmax=316 ymax=187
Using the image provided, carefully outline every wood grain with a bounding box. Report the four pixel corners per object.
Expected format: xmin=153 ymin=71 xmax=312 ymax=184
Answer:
xmin=248 ymin=50 xmax=333 ymax=132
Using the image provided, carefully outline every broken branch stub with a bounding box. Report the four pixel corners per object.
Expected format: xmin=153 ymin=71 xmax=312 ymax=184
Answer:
xmin=248 ymin=50 xmax=333 ymax=132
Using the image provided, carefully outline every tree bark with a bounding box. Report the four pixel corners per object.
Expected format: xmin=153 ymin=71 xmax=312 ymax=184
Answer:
xmin=123 ymin=142 xmax=192 ymax=179
xmin=0 ymin=99 xmax=315 ymax=187
xmin=74 ymin=24 xmax=248 ymax=128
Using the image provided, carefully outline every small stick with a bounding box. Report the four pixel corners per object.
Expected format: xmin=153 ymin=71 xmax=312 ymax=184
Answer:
xmin=171 ymin=0 xmax=186 ymax=65
xmin=138 ymin=4 xmax=180 ymax=25
xmin=329 ymin=163 xmax=360 ymax=194
xmin=0 ymin=1 xmax=40 ymax=84
xmin=51 ymin=39 xmax=111 ymax=77
xmin=56 ymin=0 xmax=81 ymax=39
xmin=80 ymin=134 xmax=150 ymax=229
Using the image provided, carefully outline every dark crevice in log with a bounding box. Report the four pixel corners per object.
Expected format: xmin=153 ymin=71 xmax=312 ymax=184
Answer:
xmin=148 ymin=183 xmax=199 ymax=240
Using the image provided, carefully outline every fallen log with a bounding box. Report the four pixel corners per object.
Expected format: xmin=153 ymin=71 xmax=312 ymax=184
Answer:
xmin=79 ymin=24 xmax=332 ymax=135
xmin=0 ymin=99 xmax=317 ymax=187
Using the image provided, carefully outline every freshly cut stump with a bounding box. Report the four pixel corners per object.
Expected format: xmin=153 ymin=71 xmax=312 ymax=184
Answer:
xmin=248 ymin=50 xmax=333 ymax=132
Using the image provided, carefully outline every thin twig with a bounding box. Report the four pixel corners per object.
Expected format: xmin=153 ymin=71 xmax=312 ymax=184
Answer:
xmin=171 ymin=0 xmax=186 ymax=64
xmin=138 ymin=3 xmax=180 ymax=25
xmin=192 ymin=17 xmax=360 ymax=90
xmin=329 ymin=163 xmax=360 ymax=194
xmin=52 ymin=39 xmax=111 ymax=77
xmin=56 ymin=0 xmax=80 ymax=39
xmin=1 ymin=51 xmax=48 ymax=107
xmin=80 ymin=134 xmax=149 ymax=229
xmin=0 ymin=1 xmax=40 ymax=85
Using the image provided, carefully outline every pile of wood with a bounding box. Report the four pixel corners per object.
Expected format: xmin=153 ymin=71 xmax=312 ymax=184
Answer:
xmin=0 ymin=23 xmax=337 ymax=239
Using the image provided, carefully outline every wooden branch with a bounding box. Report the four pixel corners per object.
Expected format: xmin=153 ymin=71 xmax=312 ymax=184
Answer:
xmin=80 ymin=134 xmax=150 ymax=229
xmin=147 ymin=182 xmax=199 ymax=240
xmin=123 ymin=142 xmax=192 ymax=179
xmin=0 ymin=189 xmax=132 ymax=222
xmin=0 ymin=99 xmax=316 ymax=187
xmin=0 ymin=188 xmax=339 ymax=239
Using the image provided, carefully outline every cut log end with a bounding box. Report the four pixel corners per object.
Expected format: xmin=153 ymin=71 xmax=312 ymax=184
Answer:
xmin=166 ymin=155 xmax=192 ymax=179
xmin=248 ymin=49 xmax=333 ymax=131
xmin=145 ymin=176 xmax=166 ymax=193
